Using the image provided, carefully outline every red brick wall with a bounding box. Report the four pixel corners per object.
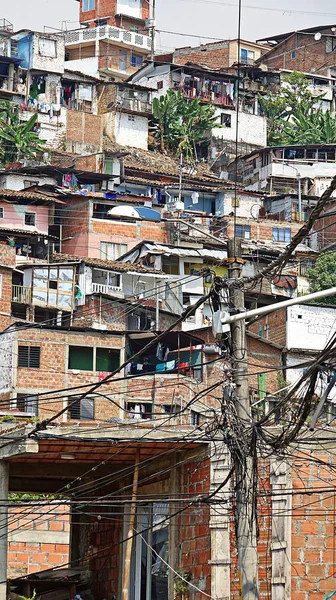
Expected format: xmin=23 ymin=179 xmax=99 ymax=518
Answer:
xmin=261 ymin=33 xmax=336 ymax=76
xmin=173 ymin=42 xmax=230 ymax=69
xmin=66 ymin=111 xmax=102 ymax=149
xmin=225 ymin=216 xmax=302 ymax=242
xmin=79 ymin=0 xmax=149 ymax=27
xmin=248 ymin=309 xmax=287 ymax=348
xmin=8 ymin=504 xmax=69 ymax=577
xmin=291 ymin=450 xmax=336 ymax=600
xmin=179 ymin=456 xmax=211 ymax=600
xmin=247 ymin=334 xmax=283 ymax=396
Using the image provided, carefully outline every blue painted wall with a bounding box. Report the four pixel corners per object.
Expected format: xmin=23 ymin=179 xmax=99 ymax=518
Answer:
xmin=17 ymin=34 xmax=33 ymax=69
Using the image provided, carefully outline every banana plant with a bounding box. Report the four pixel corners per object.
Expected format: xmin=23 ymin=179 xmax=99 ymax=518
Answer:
xmin=0 ymin=100 xmax=45 ymax=164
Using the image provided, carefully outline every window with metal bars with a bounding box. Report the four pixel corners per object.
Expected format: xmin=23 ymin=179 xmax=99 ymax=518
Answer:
xmin=18 ymin=346 xmax=40 ymax=368
xmin=68 ymin=396 xmax=94 ymax=420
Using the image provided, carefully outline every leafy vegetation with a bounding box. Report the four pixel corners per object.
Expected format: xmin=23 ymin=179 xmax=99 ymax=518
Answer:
xmin=0 ymin=100 xmax=45 ymax=164
xmin=152 ymin=90 xmax=219 ymax=161
xmin=259 ymin=72 xmax=336 ymax=146
xmin=306 ymin=253 xmax=336 ymax=304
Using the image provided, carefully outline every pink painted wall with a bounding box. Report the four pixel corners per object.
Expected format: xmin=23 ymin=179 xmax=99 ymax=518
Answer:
xmin=0 ymin=203 xmax=49 ymax=235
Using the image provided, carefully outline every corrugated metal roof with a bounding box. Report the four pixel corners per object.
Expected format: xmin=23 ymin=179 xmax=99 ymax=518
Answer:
xmin=142 ymin=243 xmax=227 ymax=260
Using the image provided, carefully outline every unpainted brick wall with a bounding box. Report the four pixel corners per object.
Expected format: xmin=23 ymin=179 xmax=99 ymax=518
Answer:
xmin=248 ymin=309 xmax=287 ymax=348
xmin=260 ymin=33 xmax=336 ymax=76
xmin=7 ymin=504 xmax=69 ymax=577
xmin=225 ymin=216 xmax=302 ymax=242
xmin=173 ymin=42 xmax=230 ymax=70
xmin=80 ymin=0 xmax=149 ymax=27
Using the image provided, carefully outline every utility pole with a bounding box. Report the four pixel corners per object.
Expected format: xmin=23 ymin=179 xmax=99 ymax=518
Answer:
xmin=227 ymin=238 xmax=259 ymax=600
xmin=150 ymin=0 xmax=156 ymax=61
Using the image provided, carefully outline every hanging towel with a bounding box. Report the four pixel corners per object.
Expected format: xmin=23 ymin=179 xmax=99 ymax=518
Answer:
xmin=165 ymin=360 xmax=176 ymax=371
xmin=156 ymin=363 xmax=165 ymax=372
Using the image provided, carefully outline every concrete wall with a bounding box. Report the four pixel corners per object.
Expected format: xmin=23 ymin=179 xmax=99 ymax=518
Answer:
xmin=212 ymin=109 xmax=267 ymax=147
xmin=31 ymin=33 xmax=65 ymax=74
xmin=286 ymin=304 xmax=336 ymax=351
xmin=114 ymin=112 xmax=148 ymax=149
xmin=0 ymin=174 xmax=57 ymax=191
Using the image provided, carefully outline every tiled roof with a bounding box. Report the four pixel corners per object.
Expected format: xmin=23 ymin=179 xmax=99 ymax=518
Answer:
xmin=103 ymin=138 xmax=226 ymax=184
xmin=0 ymin=188 xmax=61 ymax=203
xmin=52 ymin=253 xmax=164 ymax=274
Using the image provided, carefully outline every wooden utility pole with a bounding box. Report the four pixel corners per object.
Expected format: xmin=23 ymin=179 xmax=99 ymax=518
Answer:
xmin=122 ymin=451 xmax=140 ymax=600
xmin=227 ymin=239 xmax=259 ymax=600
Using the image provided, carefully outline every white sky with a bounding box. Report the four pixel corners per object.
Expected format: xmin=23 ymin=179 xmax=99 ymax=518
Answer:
xmin=3 ymin=0 xmax=336 ymax=52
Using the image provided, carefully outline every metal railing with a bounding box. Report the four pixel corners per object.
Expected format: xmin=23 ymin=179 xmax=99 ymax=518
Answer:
xmin=91 ymin=282 xmax=123 ymax=295
xmin=12 ymin=285 xmax=31 ymax=304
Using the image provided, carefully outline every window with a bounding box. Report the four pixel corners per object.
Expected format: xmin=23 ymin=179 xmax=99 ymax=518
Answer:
xmin=83 ymin=0 xmax=95 ymax=11
xmin=23 ymin=180 xmax=36 ymax=189
xmin=68 ymin=396 xmax=94 ymax=420
xmin=157 ymin=80 xmax=164 ymax=90
xmin=191 ymin=410 xmax=200 ymax=426
xmin=291 ymin=51 xmax=296 ymax=59
xmin=68 ymin=346 xmax=93 ymax=371
xmin=221 ymin=113 xmax=232 ymax=127
xmin=131 ymin=53 xmax=143 ymax=68
xmin=126 ymin=401 xmax=152 ymax=419
xmin=100 ymin=242 xmax=127 ymax=260
xmin=326 ymin=38 xmax=336 ymax=53
xmin=231 ymin=195 xmax=240 ymax=208
xmin=18 ymin=346 xmax=41 ymax=369
xmin=104 ymin=158 xmax=113 ymax=175
xmin=299 ymin=258 xmax=315 ymax=276
xmin=130 ymin=24 xmax=139 ymax=33
xmin=32 ymin=266 xmax=74 ymax=311
xmin=272 ymin=227 xmax=291 ymax=242
xmin=38 ymin=38 xmax=57 ymax=58
xmin=16 ymin=394 xmax=38 ymax=416
xmin=235 ymin=224 xmax=251 ymax=239
xmin=96 ymin=348 xmax=120 ymax=372
xmin=24 ymin=212 xmax=36 ymax=226
xmin=0 ymin=208 xmax=3 ymax=219
xmin=240 ymin=48 xmax=255 ymax=63
xmin=128 ymin=114 xmax=135 ymax=122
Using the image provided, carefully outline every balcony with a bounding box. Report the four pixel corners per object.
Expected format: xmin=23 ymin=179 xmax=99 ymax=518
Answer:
xmin=12 ymin=285 xmax=31 ymax=304
xmin=178 ymin=86 xmax=234 ymax=108
xmin=91 ymin=282 xmax=123 ymax=296
xmin=65 ymin=25 xmax=151 ymax=52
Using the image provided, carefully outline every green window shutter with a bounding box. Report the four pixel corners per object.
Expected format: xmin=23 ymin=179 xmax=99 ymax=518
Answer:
xmin=68 ymin=346 xmax=93 ymax=371
xmin=258 ymin=372 xmax=266 ymax=400
xmin=96 ymin=348 xmax=120 ymax=372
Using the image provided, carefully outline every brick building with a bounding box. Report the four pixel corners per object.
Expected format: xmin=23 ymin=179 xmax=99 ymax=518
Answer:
xmin=257 ymin=24 xmax=336 ymax=77
xmin=64 ymin=0 xmax=151 ymax=79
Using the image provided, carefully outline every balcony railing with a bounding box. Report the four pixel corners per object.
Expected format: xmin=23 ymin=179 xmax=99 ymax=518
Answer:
xmin=65 ymin=25 xmax=151 ymax=51
xmin=181 ymin=88 xmax=234 ymax=107
xmin=12 ymin=285 xmax=31 ymax=304
xmin=91 ymin=282 xmax=123 ymax=296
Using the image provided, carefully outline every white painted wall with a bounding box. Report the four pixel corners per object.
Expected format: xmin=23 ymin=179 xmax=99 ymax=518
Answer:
xmin=65 ymin=57 xmax=99 ymax=78
xmin=0 ymin=174 xmax=57 ymax=191
xmin=132 ymin=65 xmax=171 ymax=98
xmin=0 ymin=331 xmax=14 ymax=394
xmin=286 ymin=304 xmax=336 ymax=351
xmin=212 ymin=109 xmax=267 ymax=147
xmin=286 ymin=353 xmax=336 ymax=401
xmin=117 ymin=0 xmax=142 ymax=18
xmin=20 ymin=107 xmax=67 ymax=149
xmin=216 ymin=191 xmax=263 ymax=218
xmin=115 ymin=112 xmax=148 ymax=150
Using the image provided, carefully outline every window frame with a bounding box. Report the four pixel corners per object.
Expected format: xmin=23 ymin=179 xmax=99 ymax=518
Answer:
xmin=272 ymin=227 xmax=291 ymax=243
xmin=18 ymin=346 xmax=41 ymax=369
xmin=82 ymin=0 xmax=95 ymax=11
xmin=24 ymin=212 xmax=36 ymax=227
xmin=68 ymin=345 xmax=94 ymax=371
xmin=100 ymin=241 xmax=128 ymax=260
xmin=68 ymin=396 xmax=95 ymax=420
xmin=234 ymin=224 xmax=251 ymax=239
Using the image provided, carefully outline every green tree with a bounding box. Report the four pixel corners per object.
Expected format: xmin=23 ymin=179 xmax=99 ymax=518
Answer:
xmin=258 ymin=71 xmax=335 ymax=145
xmin=152 ymin=91 xmax=219 ymax=161
xmin=0 ymin=100 xmax=45 ymax=164
xmin=306 ymin=253 xmax=336 ymax=304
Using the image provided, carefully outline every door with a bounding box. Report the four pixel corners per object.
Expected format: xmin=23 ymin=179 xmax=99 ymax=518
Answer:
xmin=119 ymin=50 xmax=128 ymax=72
xmin=125 ymin=503 xmax=169 ymax=600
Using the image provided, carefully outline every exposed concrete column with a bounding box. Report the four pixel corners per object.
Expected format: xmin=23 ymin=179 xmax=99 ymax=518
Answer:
xmin=209 ymin=441 xmax=231 ymax=600
xmin=0 ymin=460 xmax=9 ymax=600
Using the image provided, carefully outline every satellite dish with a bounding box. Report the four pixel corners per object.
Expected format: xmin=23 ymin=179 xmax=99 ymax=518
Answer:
xmin=250 ymin=204 xmax=262 ymax=219
xmin=314 ymin=32 xmax=322 ymax=41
